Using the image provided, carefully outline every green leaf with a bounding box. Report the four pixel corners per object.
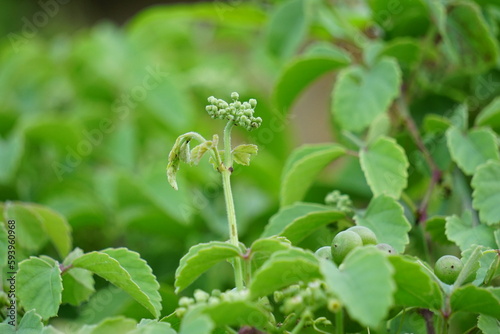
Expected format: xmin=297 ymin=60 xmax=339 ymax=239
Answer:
xmin=356 ymin=195 xmax=411 ymax=253
xmin=232 ymin=144 xmax=258 ymax=166
xmin=389 ymin=309 xmax=429 ymax=334
xmin=472 ymin=160 xmax=500 ymax=225
xmin=332 ymin=58 xmax=401 ymax=132
xmin=179 ymin=313 xmax=214 ymax=334
xmin=196 ymin=300 xmax=271 ymax=329
xmin=250 ymin=237 xmax=291 ymax=270
xmin=190 ymin=137 xmax=217 ymax=166
xmin=378 ymin=38 xmax=421 ymax=69
xmin=72 ymin=248 xmax=162 ymax=318
xmin=389 ymin=256 xmax=442 ymax=310
xmin=360 ymin=136 xmax=409 ymax=198
xmin=454 ymin=245 xmax=483 ymax=288
xmin=478 ymin=315 xmax=500 ymax=334
xmin=442 ymin=2 xmax=499 ymax=72
xmin=266 ymin=0 xmax=308 ymax=60
xmin=175 ymin=241 xmax=241 ymax=293
xmin=3 ymin=202 xmax=72 ymax=257
xmin=130 ymin=319 xmax=176 ymax=334
xmin=446 ymin=126 xmax=499 ymax=175
xmin=450 ymin=286 xmax=500 ymax=318
xmin=462 ymin=246 xmax=497 ymax=286
xmin=0 ymin=132 xmax=24 ymax=183
xmin=75 ymin=316 xmax=137 ymax=334
xmin=476 ymin=96 xmax=500 ymax=131
xmin=320 ymin=246 xmax=395 ymax=328
xmin=249 ymin=248 xmax=321 ymax=299
xmin=423 ymin=114 xmax=452 ymax=134
xmin=445 ymin=213 xmax=497 ymax=251
xmin=17 ymin=257 xmax=62 ymax=320
xmin=62 ymin=248 xmax=95 ymax=306
xmin=0 ymin=310 xmax=63 ymax=334
xmin=280 ymin=144 xmax=346 ymax=206
xmin=274 ymin=43 xmax=350 ymax=112
xmin=426 ymin=216 xmax=453 ymax=245
xmin=261 ymin=203 xmax=344 ymax=244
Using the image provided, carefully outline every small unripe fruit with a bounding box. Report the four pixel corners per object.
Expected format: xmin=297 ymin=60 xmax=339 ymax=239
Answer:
xmin=434 ymin=255 xmax=463 ymax=285
xmin=331 ymin=231 xmax=363 ymax=265
xmin=376 ymin=243 xmax=396 ymax=255
xmin=314 ymin=246 xmax=332 ymax=261
xmin=347 ymin=226 xmax=378 ymax=245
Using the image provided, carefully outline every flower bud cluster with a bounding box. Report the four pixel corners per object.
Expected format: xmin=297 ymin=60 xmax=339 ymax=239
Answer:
xmin=206 ymin=92 xmax=262 ymax=131
xmin=277 ymin=281 xmax=328 ymax=315
xmin=325 ymin=190 xmax=354 ymax=215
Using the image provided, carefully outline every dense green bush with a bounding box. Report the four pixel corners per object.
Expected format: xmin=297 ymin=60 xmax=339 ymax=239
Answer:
xmin=1 ymin=0 xmax=500 ymax=333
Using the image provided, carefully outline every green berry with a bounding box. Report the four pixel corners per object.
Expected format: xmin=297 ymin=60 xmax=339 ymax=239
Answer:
xmin=375 ymin=243 xmax=396 ymax=255
xmin=434 ymin=255 xmax=463 ymax=285
xmin=331 ymin=231 xmax=363 ymax=265
xmin=347 ymin=226 xmax=378 ymax=245
xmin=315 ymin=246 xmax=332 ymax=261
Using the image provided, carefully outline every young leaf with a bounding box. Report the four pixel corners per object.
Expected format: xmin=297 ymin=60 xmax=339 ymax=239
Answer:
xmin=179 ymin=313 xmax=214 ymax=334
xmin=17 ymin=257 xmax=62 ymax=320
xmin=250 ymin=237 xmax=291 ymax=270
xmin=478 ymin=315 xmax=500 ymax=334
xmin=175 ymin=241 xmax=241 ymax=293
xmin=274 ymin=43 xmax=351 ymax=112
xmin=320 ymin=246 xmax=396 ymax=328
xmin=190 ymin=141 xmax=214 ymax=166
xmin=454 ymin=245 xmax=483 ymax=288
xmin=462 ymin=246 xmax=497 ymax=286
xmin=377 ymin=38 xmax=421 ymax=69
xmin=355 ymin=195 xmax=411 ymax=253
xmin=266 ymin=0 xmax=308 ymax=60
xmin=232 ymin=144 xmax=258 ymax=166
xmin=450 ymin=286 xmax=500 ymax=318
xmin=61 ymin=248 xmax=95 ymax=306
xmin=476 ymin=96 xmax=500 ymax=131
xmin=389 ymin=256 xmax=443 ymax=310
xmin=472 ymin=161 xmax=500 ymax=225
xmin=261 ymin=203 xmax=344 ymax=244
xmin=446 ymin=126 xmax=499 ymax=175
xmin=249 ymin=248 xmax=321 ymax=299
xmin=332 ymin=58 xmax=401 ymax=132
xmin=426 ymin=216 xmax=453 ymax=245
xmin=445 ymin=213 xmax=497 ymax=251
xmin=359 ymin=136 xmax=409 ymax=199
xmin=0 ymin=310 xmax=60 ymax=334
xmin=280 ymin=144 xmax=346 ymax=206
xmin=72 ymin=248 xmax=162 ymax=318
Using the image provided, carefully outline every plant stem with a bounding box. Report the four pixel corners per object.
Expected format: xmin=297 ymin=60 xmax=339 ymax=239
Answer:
xmin=335 ymin=308 xmax=344 ymax=334
xmin=221 ymin=121 xmax=244 ymax=290
xmin=291 ymin=315 xmax=307 ymax=334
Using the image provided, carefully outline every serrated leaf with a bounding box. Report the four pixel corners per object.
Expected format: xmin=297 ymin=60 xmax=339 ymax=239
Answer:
xmin=320 ymin=246 xmax=395 ymax=328
xmin=250 ymin=237 xmax=291 ymax=271
xmin=356 ymin=195 xmax=411 ymax=253
xmin=75 ymin=316 xmax=137 ymax=334
xmin=446 ymin=127 xmax=499 ymax=175
xmin=445 ymin=213 xmax=497 ymax=251
xmin=443 ymin=2 xmax=499 ymax=72
xmin=472 ymin=161 xmax=500 ymax=225
xmin=360 ymin=136 xmax=409 ymax=198
xmin=332 ymin=58 xmax=401 ymax=132
xmin=261 ymin=203 xmax=344 ymax=244
xmin=232 ymin=144 xmax=258 ymax=166
xmin=454 ymin=245 xmax=483 ymax=288
xmin=266 ymin=0 xmax=308 ymax=60
xmin=274 ymin=44 xmax=350 ymax=112
xmin=62 ymin=248 xmax=95 ymax=306
xmin=179 ymin=313 xmax=214 ymax=334
xmin=476 ymin=96 xmax=500 ymax=131
xmin=190 ymin=141 xmax=213 ymax=166
xmin=72 ymin=248 xmax=162 ymax=318
xmin=129 ymin=319 xmax=176 ymax=334
xmin=175 ymin=241 xmax=241 ymax=293
xmin=478 ymin=314 xmax=500 ymax=334
xmin=450 ymin=286 xmax=500 ymax=318
xmin=462 ymin=246 xmax=497 ymax=286
xmin=389 ymin=256 xmax=443 ymax=310
xmin=250 ymin=248 xmax=321 ymax=299
xmin=17 ymin=257 xmax=62 ymax=320
xmin=280 ymin=144 xmax=346 ymax=206
xmin=389 ymin=309 xmax=428 ymax=334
